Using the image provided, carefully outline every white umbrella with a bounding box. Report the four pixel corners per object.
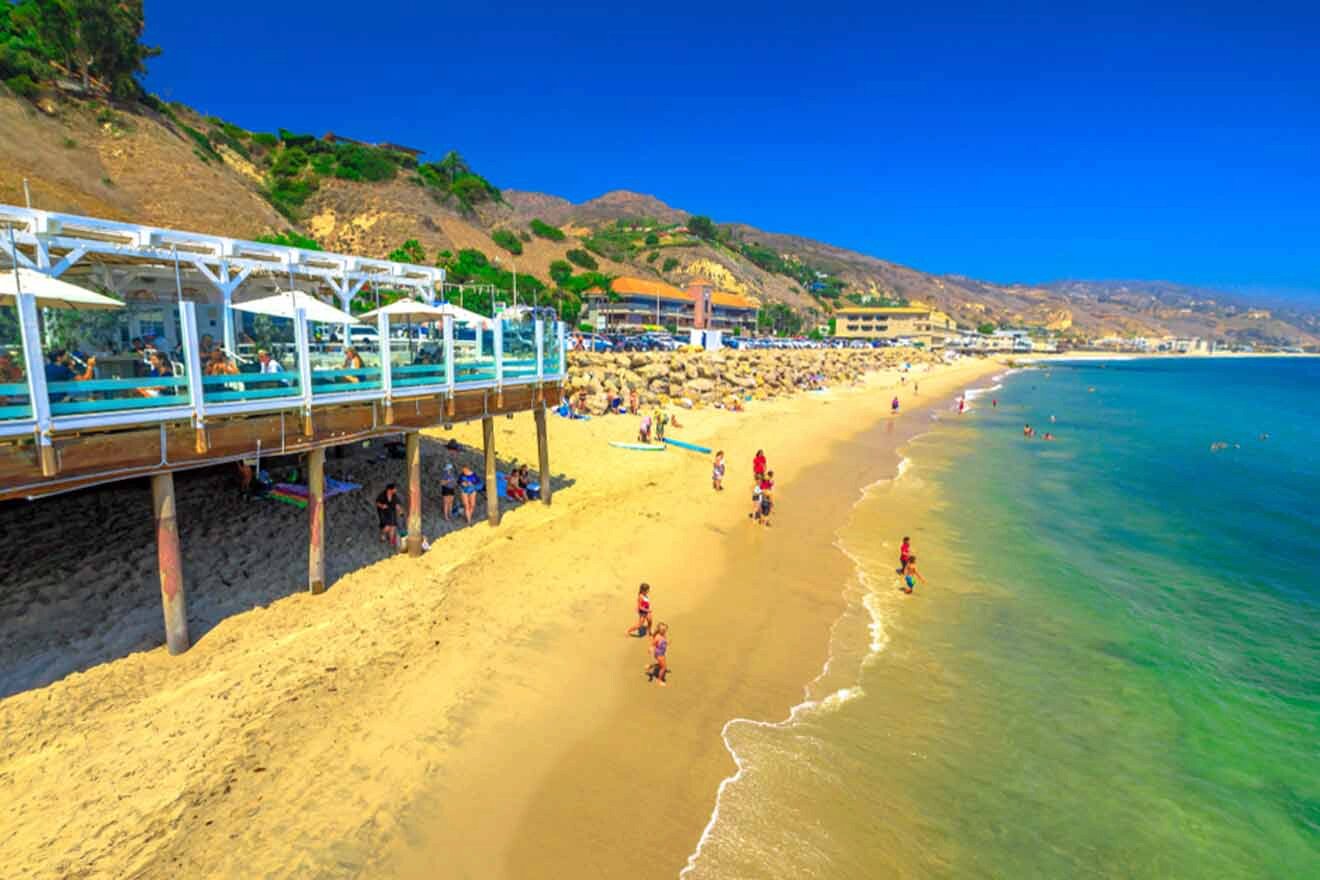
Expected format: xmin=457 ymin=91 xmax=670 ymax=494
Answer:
xmin=0 ymin=268 xmax=124 ymax=310
xmin=359 ymin=298 xmax=452 ymax=320
xmin=434 ymin=302 xmax=492 ymax=329
xmin=232 ymin=289 xmax=360 ymax=324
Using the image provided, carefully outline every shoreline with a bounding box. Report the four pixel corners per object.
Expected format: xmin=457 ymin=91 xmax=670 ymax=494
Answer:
xmin=0 ymin=355 xmax=1003 ymax=880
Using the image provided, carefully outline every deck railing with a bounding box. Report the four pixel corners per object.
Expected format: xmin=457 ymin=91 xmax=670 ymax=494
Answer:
xmin=0 ymin=294 xmax=566 ymax=455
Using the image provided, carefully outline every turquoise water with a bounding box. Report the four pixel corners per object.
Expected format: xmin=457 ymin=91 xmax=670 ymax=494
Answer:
xmin=684 ymin=358 xmax=1319 ymax=879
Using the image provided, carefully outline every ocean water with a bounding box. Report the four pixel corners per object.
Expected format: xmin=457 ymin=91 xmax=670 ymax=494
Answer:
xmin=683 ymin=357 xmax=1319 ymax=879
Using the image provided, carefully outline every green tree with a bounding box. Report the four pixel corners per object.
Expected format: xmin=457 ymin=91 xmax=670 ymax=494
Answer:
xmin=435 ymin=150 xmax=470 ymax=184
xmin=529 ymin=218 xmax=566 ymax=241
xmin=644 ymin=231 xmax=659 ymax=246
xmin=662 ymin=257 xmax=679 ymax=273
xmin=24 ymin=0 xmax=159 ymax=97
xmin=977 ymin=322 xmax=996 ymax=335
xmin=549 ymin=260 xmax=573 ymax=285
xmin=688 ymin=215 xmax=718 ymax=241
xmin=388 ymin=239 xmax=427 ymax=265
xmin=491 ymin=229 xmax=523 ymax=255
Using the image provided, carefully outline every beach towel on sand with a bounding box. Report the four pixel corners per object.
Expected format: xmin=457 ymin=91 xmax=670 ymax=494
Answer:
xmin=268 ymin=478 xmax=362 ymax=509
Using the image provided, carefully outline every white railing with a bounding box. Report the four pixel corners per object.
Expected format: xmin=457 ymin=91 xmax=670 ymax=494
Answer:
xmin=0 ymin=296 xmax=565 ymax=439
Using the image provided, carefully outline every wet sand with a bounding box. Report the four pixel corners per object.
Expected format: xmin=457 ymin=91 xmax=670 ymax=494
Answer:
xmin=0 ymin=355 xmax=1002 ymax=879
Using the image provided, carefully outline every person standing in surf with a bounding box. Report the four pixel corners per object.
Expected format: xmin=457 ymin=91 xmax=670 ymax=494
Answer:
xmin=627 ymin=583 xmax=652 ymax=637
xmin=899 ymin=536 xmax=912 ymax=572
xmin=646 ymin=622 xmax=669 ymax=686
xmin=902 ymin=556 xmax=927 ymax=594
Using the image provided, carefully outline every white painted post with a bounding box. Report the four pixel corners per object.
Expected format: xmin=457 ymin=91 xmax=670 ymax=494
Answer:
xmin=294 ymin=306 xmax=314 ymax=430
xmin=557 ymin=321 xmax=567 ymax=376
xmin=178 ymin=301 xmax=206 ymax=425
xmin=377 ymin=310 xmax=392 ymax=400
xmin=443 ymin=315 xmax=455 ymax=391
xmin=494 ymin=319 xmax=504 ymax=388
xmin=16 ymin=290 xmax=55 ymax=474
xmin=535 ymin=320 xmax=545 ymax=381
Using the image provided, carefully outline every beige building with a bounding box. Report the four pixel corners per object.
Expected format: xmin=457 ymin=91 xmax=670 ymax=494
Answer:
xmin=833 ymin=306 xmax=957 ymax=346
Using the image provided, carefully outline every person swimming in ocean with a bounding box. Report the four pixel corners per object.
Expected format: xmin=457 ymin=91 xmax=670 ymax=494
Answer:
xmin=902 ymin=556 xmax=927 ymax=594
xmin=1023 ymin=424 xmax=1034 ymax=438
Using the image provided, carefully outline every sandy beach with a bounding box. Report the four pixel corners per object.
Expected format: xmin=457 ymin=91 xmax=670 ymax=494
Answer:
xmin=0 ymin=353 xmax=1003 ymax=879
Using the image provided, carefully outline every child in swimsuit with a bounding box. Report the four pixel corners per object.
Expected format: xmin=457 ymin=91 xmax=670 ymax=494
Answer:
xmin=628 ymin=583 xmax=652 ymax=637
xmin=647 ymin=622 xmax=669 ymax=686
xmin=712 ymin=451 xmax=725 ymax=491
xmin=902 ymin=556 xmax=927 ymax=594
xmin=899 ymin=536 xmax=911 ymax=572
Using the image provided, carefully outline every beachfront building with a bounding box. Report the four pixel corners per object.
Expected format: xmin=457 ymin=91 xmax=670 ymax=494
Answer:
xmin=0 ymin=202 xmax=567 ymax=656
xmin=583 ymin=277 xmax=759 ymax=334
xmin=832 ymin=306 xmax=957 ymax=347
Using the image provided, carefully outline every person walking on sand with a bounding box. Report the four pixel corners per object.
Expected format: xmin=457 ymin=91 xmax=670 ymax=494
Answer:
xmin=440 ymin=457 xmax=458 ymax=520
xmin=654 ymin=408 xmax=669 ymax=442
xmin=754 ymin=471 xmax=775 ymax=526
xmin=646 ymin=622 xmax=669 ymax=686
xmin=639 ymin=412 xmax=652 ymax=443
xmin=628 ymin=583 xmax=653 ymax=637
xmin=902 ymin=556 xmax=927 ymax=594
xmin=753 ymin=449 xmax=767 ymax=484
xmin=958 ymin=396 xmax=966 ymax=414
xmin=891 ymin=395 xmax=900 ymax=415
xmin=629 ymin=387 xmax=639 ymax=415
xmin=458 ymin=465 xmax=480 ymax=523
xmin=375 ymin=483 xmax=404 ymax=546
xmin=712 ymin=450 xmax=725 ymax=491
xmin=899 ymin=536 xmax=912 ymax=572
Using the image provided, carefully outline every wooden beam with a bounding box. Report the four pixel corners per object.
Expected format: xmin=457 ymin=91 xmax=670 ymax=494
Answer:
xmin=308 ymin=447 xmax=326 ymax=594
xmin=405 ymin=431 xmax=422 ymax=556
xmin=482 ymin=416 xmax=499 ymax=527
xmin=535 ymin=405 xmax=551 ymax=506
xmin=151 ymin=472 xmax=190 ymax=654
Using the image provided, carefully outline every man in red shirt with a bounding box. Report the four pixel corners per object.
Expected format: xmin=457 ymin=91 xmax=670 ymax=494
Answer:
xmin=753 ymin=449 xmax=767 ymax=482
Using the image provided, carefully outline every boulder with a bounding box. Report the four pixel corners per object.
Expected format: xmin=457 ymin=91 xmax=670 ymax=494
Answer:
xmin=685 ymin=378 xmax=716 ymax=393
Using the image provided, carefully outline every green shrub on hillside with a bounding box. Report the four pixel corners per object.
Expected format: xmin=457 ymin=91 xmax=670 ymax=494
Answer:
xmin=256 ymin=230 xmax=323 ymax=251
xmin=449 ymin=173 xmax=501 ymax=207
xmin=278 ymin=129 xmax=317 ymax=147
xmin=646 ymin=251 xmax=659 ymax=263
xmin=549 ymin=260 xmax=573 ymax=285
xmin=4 ymin=74 xmax=37 ymax=98
xmin=180 ymin=123 xmax=219 ymax=160
xmin=388 ymin=239 xmax=427 ymax=264
xmin=333 ymin=143 xmax=397 ymax=182
xmin=566 ymin=249 xmax=598 ymax=271
xmin=310 ymin=152 xmax=335 ymax=175
xmin=209 ymin=127 xmax=249 ymax=160
xmin=271 ymin=147 xmax=309 ymax=177
xmin=688 ymin=215 xmax=719 ymax=241
xmin=251 ymin=132 xmax=279 ymax=147
xmin=644 ymin=232 xmax=659 ymax=246
xmin=492 ymin=229 xmax=523 ymax=255
xmin=530 ymin=219 xmax=566 ymax=241
xmin=662 ymin=257 xmax=679 ymax=272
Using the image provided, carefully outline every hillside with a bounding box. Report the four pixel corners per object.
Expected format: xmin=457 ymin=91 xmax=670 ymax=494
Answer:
xmin=1 ymin=88 xmax=1316 ymax=347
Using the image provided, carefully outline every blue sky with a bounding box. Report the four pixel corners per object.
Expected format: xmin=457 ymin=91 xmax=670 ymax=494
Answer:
xmin=144 ymin=1 xmax=1319 ymax=299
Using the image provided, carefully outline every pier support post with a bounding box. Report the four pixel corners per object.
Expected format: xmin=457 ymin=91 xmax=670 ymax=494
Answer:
xmin=308 ymin=447 xmax=326 ymax=594
xmin=406 ymin=431 xmax=423 ymax=556
xmin=535 ymin=405 xmax=552 ymax=506
xmin=151 ymin=472 xmax=190 ymax=654
xmin=483 ymin=415 xmax=500 ymax=527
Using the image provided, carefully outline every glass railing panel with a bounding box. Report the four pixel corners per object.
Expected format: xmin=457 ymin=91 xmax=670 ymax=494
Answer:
xmin=42 ymin=302 xmax=192 ymax=416
xmin=501 ymin=319 xmax=537 ymax=380
xmin=388 ymin=321 xmax=447 ymax=389
xmin=205 ymin=312 xmax=301 ymax=404
xmin=453 ymin=325 xmax=496 ymax=385
xmin=543 ymin=321 xmax=563 ymax=377
xmin=0 ymin=303 xmax=32 ymax=420
xmin=309 ymin=321 xmax=382 ymax=396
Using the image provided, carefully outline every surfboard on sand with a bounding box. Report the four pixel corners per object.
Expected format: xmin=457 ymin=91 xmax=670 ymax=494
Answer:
xmin=609 ymin=441 xmax=666 ymax=451
xmin=662 ymin=437 xmax=713 ymax=454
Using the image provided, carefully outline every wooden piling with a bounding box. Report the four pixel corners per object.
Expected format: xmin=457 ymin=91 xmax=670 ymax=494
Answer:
xmin=308 ymin=447 xmax=326 ymax=593
xmin=150 ymin=472 xmax=190 ymax=654
xmin=406 ymin=431 xmax=423 ymax=556
xmin=535 ymin=405 xmax=552 ymax=506
xmin=482 ymin=416 xmax=500 ymax=526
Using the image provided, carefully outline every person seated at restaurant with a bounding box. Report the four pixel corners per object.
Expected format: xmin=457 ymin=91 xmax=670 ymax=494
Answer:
xmin=204 ymin=348 xmax=238 ymax=376
xmin=257 ymin=349 xmax=281 ymax=375
xmin=44 ymin=349 xmax=95 ymax=401
xmin=342 ymin=347 xmax=364 ymax=383
xmin=130 ymin=337 xmax=147 ymax=356
xmin=199 ymin=334 xmax=216 ymax=357
xmin=138 ymin=352 xmax=174 ymax=397
xmin=0 ymin=352 xmax=23 ymax=382
xmin=142 ymin=335 xmax=160 ymax=353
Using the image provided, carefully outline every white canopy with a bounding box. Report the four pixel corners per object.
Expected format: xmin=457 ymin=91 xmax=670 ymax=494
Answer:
xmin=359 ymin=298 xmax=453 ymax=321
xmin=436 ymin=302 xmax=492 ymax=329
xmin=232 ymin=289 xmax=360 ymax=324
xmin=0 ymin=268 xmax=125 ymax=311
